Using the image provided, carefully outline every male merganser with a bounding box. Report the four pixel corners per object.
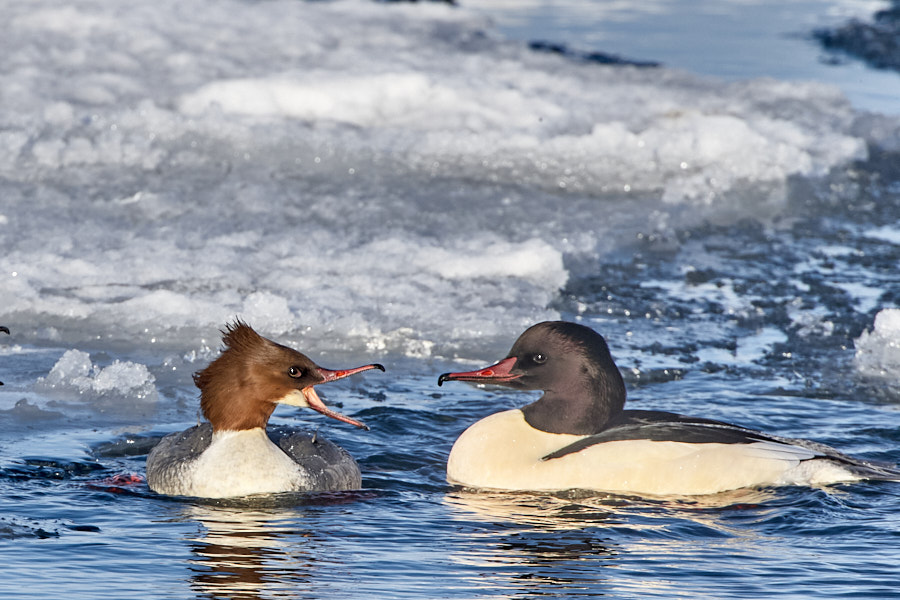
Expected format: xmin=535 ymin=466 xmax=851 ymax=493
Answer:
xmin=147 ymin=320 xmax=383 ymax=498
xmin=438 ymin=321 xmax=899 ymax=496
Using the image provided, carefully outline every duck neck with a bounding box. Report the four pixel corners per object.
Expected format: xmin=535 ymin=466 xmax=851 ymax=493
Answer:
xmin=521 ymin=376 xmax=626 ymax=435
xmin=202 ymin=391 xmax=276 ymax=433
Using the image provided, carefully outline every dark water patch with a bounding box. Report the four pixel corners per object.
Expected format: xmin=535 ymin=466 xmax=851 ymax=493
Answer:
xmin=0 ymin=516 xmax=61 ymax=539
xmin=2 ymin=457 xmax=104 ymax=481
xmin=815 ymin=3 xmax=900 ymax=71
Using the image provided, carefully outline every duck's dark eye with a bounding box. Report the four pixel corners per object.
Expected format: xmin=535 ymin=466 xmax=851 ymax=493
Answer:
xmin=532 ymin=353 xmax=547 ymax=364
xmin=288 ymin=366 xmax=303 ymax=379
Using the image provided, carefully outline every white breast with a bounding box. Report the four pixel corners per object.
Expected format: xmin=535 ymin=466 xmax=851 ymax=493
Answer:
xmin=447 ymin=410 xmax=860 ymax=496
xmin=177 ymin=428 xmax=310 ymax=498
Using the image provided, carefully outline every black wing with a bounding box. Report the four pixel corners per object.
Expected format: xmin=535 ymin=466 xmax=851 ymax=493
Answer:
xmin=541 ymin=410 xmax=900 ymax=480
xmin=542 ymin=410 xmax=794 ymax=461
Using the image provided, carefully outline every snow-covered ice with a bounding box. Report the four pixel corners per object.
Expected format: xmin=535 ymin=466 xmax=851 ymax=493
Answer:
xmin=0 ymin=0 xmax=896 ymax=360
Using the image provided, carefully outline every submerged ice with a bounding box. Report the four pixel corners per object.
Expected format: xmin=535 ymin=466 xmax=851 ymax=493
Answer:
xmin=0 ymin=0 xmax=898 ymax=361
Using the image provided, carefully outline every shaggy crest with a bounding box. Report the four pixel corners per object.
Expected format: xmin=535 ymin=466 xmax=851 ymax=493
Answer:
xmin=193 ymin=320 xmax=317 ymax=431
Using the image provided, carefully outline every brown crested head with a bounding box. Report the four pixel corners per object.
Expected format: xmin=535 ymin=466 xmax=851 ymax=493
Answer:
xmin=193 ymin=320 xmax=383 ymax=432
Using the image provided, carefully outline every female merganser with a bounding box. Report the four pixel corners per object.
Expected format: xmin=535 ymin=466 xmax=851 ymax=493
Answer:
xmin=438 ymin=321 xmax=899 ymax=496
xmin=147 ymin=320 xmax=383 ymax=498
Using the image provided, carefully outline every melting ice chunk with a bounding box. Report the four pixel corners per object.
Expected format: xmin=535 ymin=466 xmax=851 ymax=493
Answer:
xmin=854 ymin=309 xmax=900 ymax=380
xmin=36 ymin=349 xmax=158 ymax=403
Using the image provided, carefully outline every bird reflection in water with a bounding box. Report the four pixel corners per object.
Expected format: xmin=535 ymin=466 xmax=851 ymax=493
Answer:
xmin=182 ymin=501 xmax=325 ymax=600
xmin=443 ymin=490 xmax=619 ymax=596
xmin=443 ymin=487 xmax=777 ymax=597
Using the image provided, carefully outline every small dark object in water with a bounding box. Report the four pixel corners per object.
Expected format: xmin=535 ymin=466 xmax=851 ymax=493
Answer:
xmin=529 ymin=40 xmax=660 ymax=68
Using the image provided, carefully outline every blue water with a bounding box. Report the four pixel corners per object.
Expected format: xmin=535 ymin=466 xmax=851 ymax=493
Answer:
xmin=469 ymin=0 xmax=900 ymax=115
xmin=2 ymin=364 xmax=900 ymax=599
xmin=2 ymin=0 xmax=900 ymax=598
